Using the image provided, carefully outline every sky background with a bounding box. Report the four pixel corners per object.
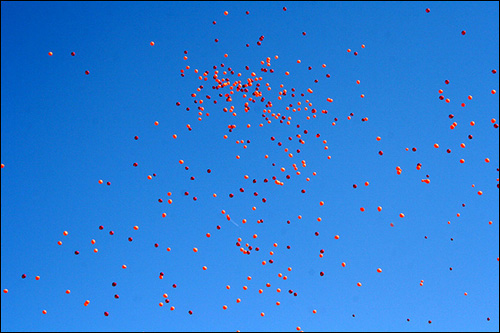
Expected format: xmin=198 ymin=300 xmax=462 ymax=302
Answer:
xmin=1 ymin=1 xmax=499 ymax=332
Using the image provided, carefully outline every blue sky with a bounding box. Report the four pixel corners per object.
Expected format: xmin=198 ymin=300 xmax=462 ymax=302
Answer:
xmin=1 ymin=1 xmax=499 ymax=332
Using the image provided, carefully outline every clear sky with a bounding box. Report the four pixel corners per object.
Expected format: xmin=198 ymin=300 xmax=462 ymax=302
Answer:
xmin=1 ymin=1 xmax=499 ymax=332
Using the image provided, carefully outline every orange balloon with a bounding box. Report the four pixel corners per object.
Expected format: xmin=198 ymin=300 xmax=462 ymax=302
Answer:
xmin=357 ymin=282 xmax=362 ymax=287
xmin=334 ymin=235 xmax=340 ymax=240
xmin=150 ymin=41 xmax=155 ymax=46
xmin=377 ymin=268 xmax=382 ymax=273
